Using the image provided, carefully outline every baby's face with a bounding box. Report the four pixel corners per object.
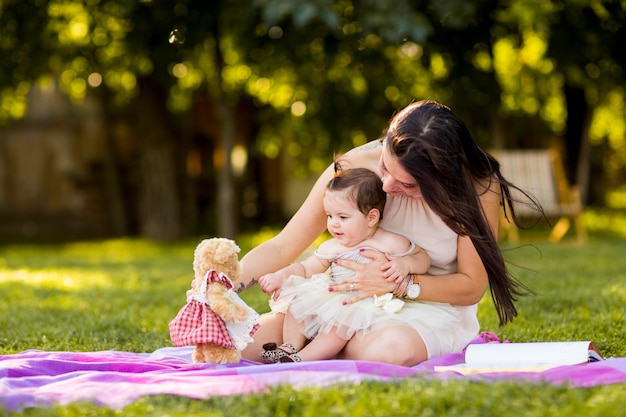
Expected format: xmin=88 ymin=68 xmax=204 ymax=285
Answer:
xmin=323 ymin=190 xmax=372 ymax=248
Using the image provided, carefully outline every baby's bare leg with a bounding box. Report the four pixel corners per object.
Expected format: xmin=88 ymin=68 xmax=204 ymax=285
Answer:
xmin=295 ymin=328 xmax=348 ymax=361
xmin=282 ymin=312 xmax=309 ymax=351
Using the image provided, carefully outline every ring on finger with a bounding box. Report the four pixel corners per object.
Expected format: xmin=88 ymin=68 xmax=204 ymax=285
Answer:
xmin=349 ymin=283 xmax=354 ymax=292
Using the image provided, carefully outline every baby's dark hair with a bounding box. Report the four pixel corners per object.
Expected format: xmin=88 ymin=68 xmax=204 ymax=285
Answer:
xmin=327 ymin=165 xmax=386 ymax=220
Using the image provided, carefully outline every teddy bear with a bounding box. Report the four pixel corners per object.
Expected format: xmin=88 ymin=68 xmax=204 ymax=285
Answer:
xmin=168 ymin=237 xmax=260 ymax=364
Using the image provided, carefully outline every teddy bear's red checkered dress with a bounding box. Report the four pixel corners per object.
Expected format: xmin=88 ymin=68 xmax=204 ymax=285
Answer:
xmin=169 ymin=270 xmax=240 ymax=349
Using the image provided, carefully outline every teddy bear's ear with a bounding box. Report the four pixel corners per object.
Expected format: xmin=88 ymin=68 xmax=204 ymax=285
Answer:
xmin=213 ymin=239 xmax=240 ymax=264
xmin=230 ymin=240 xmax=241 ymax=254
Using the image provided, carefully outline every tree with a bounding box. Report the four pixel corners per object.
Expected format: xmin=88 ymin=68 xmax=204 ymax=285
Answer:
xmin=2 ymin=0 xmax=444 ymax=239
xmin=488 ymin=0 xmax=626 ymax=204
xmin=1 ymin=0 xmax=625 ymax=242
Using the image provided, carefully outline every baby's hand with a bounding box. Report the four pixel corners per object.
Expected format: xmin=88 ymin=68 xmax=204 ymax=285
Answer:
xmin=381 ymin=254 xmax=410 ymax=283
xmin=259 ymin=273 xmax=285 ymax=300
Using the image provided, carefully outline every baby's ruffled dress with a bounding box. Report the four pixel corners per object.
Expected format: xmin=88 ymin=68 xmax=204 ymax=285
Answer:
xmin=271 ymin=244 xmax=461 ymax=342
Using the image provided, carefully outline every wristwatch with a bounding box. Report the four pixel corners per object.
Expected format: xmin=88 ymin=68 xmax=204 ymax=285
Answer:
xmin=406 ymin=275 xmax=421 ymax=299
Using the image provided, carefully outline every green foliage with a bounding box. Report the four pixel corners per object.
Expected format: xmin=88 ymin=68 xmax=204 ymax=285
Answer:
xmin=2 ymin=0 xmax=626 ymax=185
xmin=1 ymin=224 xmax=626 ymax=415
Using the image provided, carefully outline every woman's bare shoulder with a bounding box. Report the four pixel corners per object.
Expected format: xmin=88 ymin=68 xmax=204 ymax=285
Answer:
xmin=340 ymin=140 xmax=383 ymax=172
xmin=475 ymin=176 xmax=502 ymax=204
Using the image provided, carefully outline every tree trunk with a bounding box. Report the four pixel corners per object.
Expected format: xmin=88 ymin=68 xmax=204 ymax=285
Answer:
xmin=215 ymin=99 xmax=237 ymax=238
xmin=490 ymin=113 xmax=506 ymax=150
xmin=211 ymin=6 xmax=237 ymax=239
xmin=563 ymin=87 xmax=586 ymax=184
xmin=134 ymin=79 xmax=183 ymax=240
xmin=564 ymin=86 xmax=595 ymax=205
xmin=99 ymin=95 xmax=129 ymax=237
xmin=575 ymin=103 xmax=594 ymax=205
xmin=177 ymin=122 xmax=198 ymax=237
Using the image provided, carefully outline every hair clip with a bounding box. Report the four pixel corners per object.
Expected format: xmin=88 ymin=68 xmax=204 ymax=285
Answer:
xmin=333 ymin=161 xmax=340 ymax=178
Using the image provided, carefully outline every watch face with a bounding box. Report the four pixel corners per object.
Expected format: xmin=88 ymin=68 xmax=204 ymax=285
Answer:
xmin=407 ymin=283 xmax=420 ymax=299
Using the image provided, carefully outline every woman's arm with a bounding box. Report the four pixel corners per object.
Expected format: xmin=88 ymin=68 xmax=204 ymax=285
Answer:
xmin=331 ymin=178 xmax=500 ymax=305
xmin=235 ymin=164 xmax=334 ymax=292
xmin=415 ymin=235 xmax=488 ymax=304
xmin=331 ymin=235 xmax=488 ymax=305
xmin=236 ymin=142 xmax=382 ymax=293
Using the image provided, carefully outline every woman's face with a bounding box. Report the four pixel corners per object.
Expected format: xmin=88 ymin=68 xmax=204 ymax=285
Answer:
xmin=379 ymin=142 xmax=422 ymax=198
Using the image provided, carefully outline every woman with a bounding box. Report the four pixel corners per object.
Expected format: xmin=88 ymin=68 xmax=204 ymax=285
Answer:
xmin=236 ymin=100 xmax=533 ymax=366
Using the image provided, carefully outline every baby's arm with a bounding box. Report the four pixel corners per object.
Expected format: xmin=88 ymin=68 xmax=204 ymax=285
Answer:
xmin=382 ymin=244 xmax=430 ymax=283
xmin=259 ymin=262 xmax=305 ymax=298
xmin=259 ymin=254 xmax=329 ymax=300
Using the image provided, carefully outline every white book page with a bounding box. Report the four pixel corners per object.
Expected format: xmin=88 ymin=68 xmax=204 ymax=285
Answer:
xmin=465 ymin=341 xmax=597 ymax=367
xmin=434 ymin=341 xmax=602 ymax=374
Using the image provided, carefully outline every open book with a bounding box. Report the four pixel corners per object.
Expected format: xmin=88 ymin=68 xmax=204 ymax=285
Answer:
xmin=435 ymin=341 xmax=603 ymax=374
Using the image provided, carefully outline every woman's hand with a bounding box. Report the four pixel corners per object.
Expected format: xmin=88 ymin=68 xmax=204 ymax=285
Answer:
xmin=328 ymin=249 xmax=397 ymax=304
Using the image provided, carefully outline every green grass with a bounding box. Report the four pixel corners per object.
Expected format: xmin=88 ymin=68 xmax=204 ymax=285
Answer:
xmin=1 ymin=217 xmax=626 ymax=416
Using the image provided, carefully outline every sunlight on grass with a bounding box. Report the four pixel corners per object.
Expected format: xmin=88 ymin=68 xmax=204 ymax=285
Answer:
xmin=604 ymin=282 xmax=626 ymax=301
xmin=0 ymin=238 xmax=197 ymax=354
xmin=0 ymin=238 xmax=195 ymax=293
xmin=0 ymin=268 xmax=117 ymax=291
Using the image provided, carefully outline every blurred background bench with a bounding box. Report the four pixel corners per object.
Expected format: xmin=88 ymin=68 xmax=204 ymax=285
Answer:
xmin=494 ymin=149 xmax=587 ymax=243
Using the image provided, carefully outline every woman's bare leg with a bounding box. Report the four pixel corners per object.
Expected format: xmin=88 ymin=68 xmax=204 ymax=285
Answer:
xmin=241 ymin=312 xmax=285 ymax=361
xmin=340 ymin=325 xmax=428 ymax=366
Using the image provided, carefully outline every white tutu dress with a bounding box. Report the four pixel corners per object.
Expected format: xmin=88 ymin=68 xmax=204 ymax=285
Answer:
xmin=271 ymin=243 xmax=461 ymax=341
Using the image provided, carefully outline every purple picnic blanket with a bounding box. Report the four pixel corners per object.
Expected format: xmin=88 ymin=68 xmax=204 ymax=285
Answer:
xmin=2 ymin=333 xmax=626 ymax=411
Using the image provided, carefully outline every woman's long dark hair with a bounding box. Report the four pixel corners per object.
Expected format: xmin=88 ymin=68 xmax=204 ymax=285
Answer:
xmin=385 ymin=100 xmax=539 ymax=326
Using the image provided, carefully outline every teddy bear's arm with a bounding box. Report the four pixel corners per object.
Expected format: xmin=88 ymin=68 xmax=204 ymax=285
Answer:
xmin=206 ymin=284 xmax=249 ymax=323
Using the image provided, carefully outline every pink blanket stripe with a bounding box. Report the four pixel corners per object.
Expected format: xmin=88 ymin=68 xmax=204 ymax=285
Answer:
xmin=2 ymin=334 xmax=625 ymax=411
